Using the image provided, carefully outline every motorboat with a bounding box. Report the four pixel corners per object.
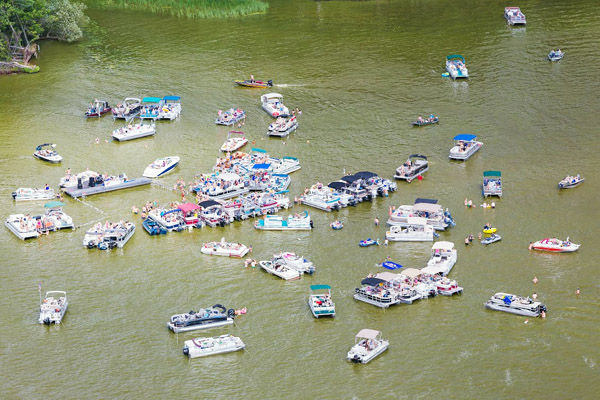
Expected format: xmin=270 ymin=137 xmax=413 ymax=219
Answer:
xmin=159 ymin=96 xmax=182 ymax=120
xmin=254 ymin=211 xmax=313 ymax=231
xmin=85 ymin=99 xmax=111 ymax=117
xmin=482 ymin=170 xmax=502 ymax=197
xmin=330 ymin=220 xmax=343 ymax=230
xmin=261 ymin=93 xmax=289 ymax=117
xmin=143 ymin=156 xmax=180 ymax=178
xmin=445 ymin=55 xmax=469 ymax=79
xmin=112 ymin=97 xmax=142 ymax=120
xmin=33 ymin=143 xmax=62 ymax=163
xmin=83 ymin=221 xmax=135 ymax=250
xmin=530 ymin=238 xmax=580 ymax=253
xmin=183 ymin=335 xmax=245 ymax=358
xmin=548 ymin=49 xmax=564 ymax=62
xmin=112 ymin=120 xmax=156 ymax=141
xmin=421 ymin=241 xmax=457 ymax=276
xmin=481 ymin=233 xmax=502 ymax=245
xmin=267 ymin=116 xmax=298 ymax=137
xmin=201 ymin=238 xmax=250 ymax=258
xmin=177 ymin=203 xmax=202 ymax=227
xmin=235 ymin=78 xmax=273 ymax=88
xmin=168 ymin=304 xmax=235 ymax=333
xmin=504 ymin=7 xmax=526 ymax=25
xmin=412 ymin=115 xmax=439 ymax=126
xmin=387 ymin=198 xmax=454 ymax=231
xmin=558 ymin=174 xmax=584 ymax=189
xmin=12 ymin=187 xmax=56 ymax=201
xmin=274 ymin=252 xmax=315 ymax=274
xmin=215 ymin=108 xmax=246 ymax=126
xmin=485 ymin=293 xmax=546 ymax=317
xmin=59 ymin=170 xmax=99 ymax=188
xmin=193 ymin=173 xmax=248 ymax=200
xmin=258 ymin=260 xmax=301 ymax=280
xmin=449 ymin=134 xmax=483 ymax=160
xmin=142 ymin=218 xmax=167 ymax=235
xmin=147 ymin=208 xmax=186 ymax=232
xmin=39 ymin=291 xmax=68 ymax=324
xmin=5 ymin=202 xmax=73 ymax=240
xmin=221 ymin=131 xmax=248 ymax=152
xmin=385 ymin=217 xmax=435 ymax=242
xmin=139 ymin=97 xmax=163 ymax=120
xmin=308 ymin=285 xmax=335 ymax=318
xmin=347 ymin=329 xmax=388 ymax=364
xmin=359 ymin=238 xmax=379 ymax=247
xmin=394 ymin=154 xmax=428 ymax=182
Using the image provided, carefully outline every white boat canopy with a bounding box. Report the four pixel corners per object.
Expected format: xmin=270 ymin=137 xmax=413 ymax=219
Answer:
xmin=356 ymin=329 xmax=381 ymax=340
xmin=413 ymin=203 xmax=442 ymax=213
xmin=375 ymin=272 xmax=401 ymax=282
xmin=406 ymin=216 xmax=428 ymax=226
xmin=400 ymin=268 xmax=422 ymax=279
xmin=421 ymin=265 xmax=445 ymax=275
xmin=263 ymin=93 xmax=283 ymax=100
xmin=432 ymin=241 xmax=455 ymax=251
xmin=219 ymin=172 xmax=241 ymax=181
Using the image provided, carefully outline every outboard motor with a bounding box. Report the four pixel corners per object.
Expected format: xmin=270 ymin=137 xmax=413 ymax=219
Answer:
xmin=267 ymin=80 xmax=273 ymax=87
xmin=182 ymin=347 xmax=189 ymax=356
xmin=89 ymin=177 xmax=95 ymax=187
xmin=95 ymin=175 xmax=104 ymax=184
xmin=77 ymin=177 xmax=83 ymax=189
xmin=11 ymin=191 xmax=16 ymax=199
xmin=309 ymin=220 xmax=314 ymax=228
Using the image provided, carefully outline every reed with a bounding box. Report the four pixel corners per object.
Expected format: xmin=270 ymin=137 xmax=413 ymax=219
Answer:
xmin=91 ymin=0 xmax=269 ymax=18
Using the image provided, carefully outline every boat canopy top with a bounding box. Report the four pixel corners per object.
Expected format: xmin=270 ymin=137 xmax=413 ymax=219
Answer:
xmin=360 ymin=277 xmax=386 ymax=286
xmin=36 ymin=143 xmax=56 ymax=150
xmin=421 ymin=265 xmax=445 ymax=275
xmin=356 ymin=329 xmax=381 ymax=340
xmin=413 ymin=202 xmax=442 ymax=213
xmin=406 ymin=216 xmax=428 ymax=225
xmin=453 ymin=134 xmax=477 ymax=141
xmin=310 ymin=284 xmax=331 ymax=291
xmin=483 ymin=170 xmax=501 ymax=177
xmin=432 ymin=241 xmax=455 ymax=251
xmin=163 ymin=96 xmax=181 ymax=101
xmin=219 ymin=172 xmax=240 ymax=181
xmin=44 ymin=201 xmax=65 ymax=208
xmin=341 ymin=174 xmax=361 ymax=183
xmin=178 ymin=203 xmax=200 ymax=213
xmin=376 ymin=271 xmax=401 ymax=281
xmin=409 ymin=154 xmax=427 ymax=160
xmin=415 ymin=198 xmax=438 ymax=204
xmin=142 ymin=97 xmax=162 ymax=103
xmin=282 ymin=156 xmax=298 ymax=161
xmin=251 ymin=147 xmax=267 ymax=153
xmin=263 ymin=93 xmax=283 ymax=99
xmin=328 ymin=181 xmax=349 ymax=190
xmin=400 ymin=268 xmax=423 ymax=279
xmin=354 ymin=171 xmax=378 ymax=179
xmin=447 ymin=54 xmax=465 ymax=62
xmin=198 ymin=200 xmax=221 ymax=208
xmin=253 ymin=163 xmax=271 ymax=170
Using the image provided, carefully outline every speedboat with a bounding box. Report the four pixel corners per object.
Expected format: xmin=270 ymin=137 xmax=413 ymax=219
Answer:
xmin=142 ymin=218 xmax=167 ymax=235
xmin=267 ymin=116 xmax=298 ymax=137
xmin=394 ymin=154 xmax=428 ymax=182
xmin=168 ymin=304 xmax=235 ymax=333
xmin=558 ymin=174 xmax=583 ymax=189
xmin=215 ymin=108 xmax=246 ymax=126
xmin=201 ymin=238 xmax=250 ymax=258
xmin=331 ymin=220 xmax=343 ymax=230
xmin=530 ymin=238 xmax=580 ymax=253
xmin=221 ymin=131 xmax=248 ymax=152
xmin=482 ymin=170 xmax=502 ymax=197
xmin=83 ymin=221 xmax=135 ymax=250
xmin=183 ymin=335 xmax=245 ymax=358
xmin=235 ymin=79 xmax=273 ymax=88
xmin=481 ymin=233 xmax=502 ymax=245
xmin=143 ymin=156 xmax=180 ymax=178
xmin=548 ymin=49 xmax=564 ymax=62
xmin=308 ymin=285 xmax=335 ymax=318
xmin=449 ymin=134 xmax=483 ymax=160
xmin=85 ymin=99 xmax=111 ymax=117
xmin=12 ymin=187 xmax=55 ymax=201
xmin=59 ymin=170 xmax=99 ymax=188
xmin=445 ymin=55 xmax=469 ymax=79
xmin=485 ymin=293 xmax=546 ymax=317
xmin=412 ymin=115 xmax=439 ymax=126
xmin=112 ymin=97 xmax=142 ymax=120
xmin=421 ymin=241 xmax=457 ymax=276
xmin=347 ymin=329 xmax=389 ymax=364
xmin=112 ymin=120 xmax=156 ymax=141
xmin=254 ymin=211 xmax=313 ymax=231
xmin=387 ymin=198 xmax=454 ymax=231
xmin=274 ymin=252 xmax=315 ymax=274
xmin=159 ymin=96 xmax=182 ymax=120
xmin=386 ymin=217 xmax=435 ymax=242
xmin=261 ymin=93 xmax=289 ymax=117
xmin=359 ymin=238 xmax=379 ymax=247
xmin=504 ymin=7 xmax=526 ymax=25
xmin=258 ymin=260 xmax=301 ymax=280
xmin=33 ymin=143 xmax=62 ymax=163
xmin=39 ymin=291 xmax=68 ymax=324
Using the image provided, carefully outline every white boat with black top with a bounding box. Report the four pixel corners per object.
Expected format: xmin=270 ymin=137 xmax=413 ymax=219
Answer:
xmin=33 ymin=143 xmax=62 ymax=163
xmin=168 ymin=304 xmax=235 ymax=333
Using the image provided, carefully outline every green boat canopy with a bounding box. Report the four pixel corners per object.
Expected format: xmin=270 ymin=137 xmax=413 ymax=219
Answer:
xmin=310 ymin=284 xmax=331 ymax=291
xmin=44 ymin=201 xmax=65 ymax=208
xmin=447 ymin=54 xmax=465 ymax=62
xmin=483 ymin=171 xmax=502 ymax=177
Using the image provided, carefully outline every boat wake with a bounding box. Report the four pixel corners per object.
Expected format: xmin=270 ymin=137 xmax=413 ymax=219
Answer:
xmin=274 ymin=84 xmax=305 ymax=88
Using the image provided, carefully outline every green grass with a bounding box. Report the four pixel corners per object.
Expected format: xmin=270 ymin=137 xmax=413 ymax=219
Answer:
xmin=91 ymin=0 xmax=269 ymax=18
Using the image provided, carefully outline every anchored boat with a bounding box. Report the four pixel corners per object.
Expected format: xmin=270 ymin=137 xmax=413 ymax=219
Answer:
xmin=412 ymin=115 xmax=439 ymax=126
xmin=267 ymin=116 xmax=298 ymax=137
xmin=548 ymin=49 xmax=564 ymax=62
xmin=558 ymin=174 xmax=583 ymax=189
xmin=112 ymin=120 xmax=156 ymax=141
xmin=394 ymin=154 xmax=428 ymax=182
xmin=221 ymin=131 xmax=248 ymax=152
xmin=254 ymin=211 xmax=313 ymax=231
xmin=422 ymin=241 xmax=457 ymax=276
xmin=112 ymin=97 xmax=142 ymax=120
xmin=504 ymin=7 xmax=526 ymax=25
xmin=33 ymin=143 xmax=62 ymax=163
xmin=347 ymin=329 xmax=389 ymax=364
xmin=201 ymin=238 xmax=250 ymax=258
xmin=530 ymin=238 xmax=580 ymax=253
xmin=215 ymin=108 xmax=246 ymax=126
xmin=12 ymin=187 xmax=56 ymax=201
xmin=143 ymin=156 xmax=180 ymax=178
xmin=449 ymin=134 xmax=482 ymax=160
xmin=168 ymin=304 xmax=235 ymax=333
xmin=62 ymin=174 xmax=151 ymax=198
xmin=482 ymin=170 xmax=502 ymax=197
xmin=39 ymin=290 xmax=68 ymax=325
xmin=445 ymin=55 xmax=469 ymax=79
xmin=386 ymin=217 xmax=435 ymax=242
xmin=308 ymin=285 xmax=335 ymax=318
xmin=261 ymin=93 xmax=289 ymax=117
xmin=83 ymin=221 xmax=135 ymax=250
xmin=183 ymin=335 xmax=245 ymax=358
xmin=85 ymin=99 xmax=111 ymax=117
xmin=258 ymin=259 xmax=301 ymax=280
xmin=485 ymin=293 xmax=546 ymax=317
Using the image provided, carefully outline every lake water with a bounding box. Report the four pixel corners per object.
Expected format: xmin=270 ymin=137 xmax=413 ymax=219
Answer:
xmin=1 ymin=0 xmax=599 ymax=398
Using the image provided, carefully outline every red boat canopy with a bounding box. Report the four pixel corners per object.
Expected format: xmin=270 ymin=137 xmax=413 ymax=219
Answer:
xmin=178 ymin=203 xmax=200 ymax=213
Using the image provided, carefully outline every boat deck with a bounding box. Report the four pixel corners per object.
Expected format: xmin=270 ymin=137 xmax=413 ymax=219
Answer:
xmin=62 ymin=178 xmax=151 ymax=198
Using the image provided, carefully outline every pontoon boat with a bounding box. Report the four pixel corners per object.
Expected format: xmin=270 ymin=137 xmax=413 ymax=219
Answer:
xmin=183 ymin=335 xmax=245 ymax=358
xmin=39 ymin=291 xmax=68 ymax=324
xmin=168 ymin=304 xmax=235 ymax=333
xmin=449 ymin=134 xmax=482 ymax=160
xmin=485 ymin=293 xmax=546 ymax=317
xmin=394 ymin=154 xmax=428 ymax=182
xmin=347 ymin=329 xmax=388 ymax=364
xmin=261 ymin=93 xmax=289 ymax=117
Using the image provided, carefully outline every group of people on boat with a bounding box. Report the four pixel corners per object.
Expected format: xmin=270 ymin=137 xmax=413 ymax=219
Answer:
xmin=415 ymin=114 xmax=437 ymax=124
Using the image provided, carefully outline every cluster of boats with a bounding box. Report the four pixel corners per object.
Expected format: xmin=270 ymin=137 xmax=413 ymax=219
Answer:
xmin=5 ymin=202 xmax=73 ymax=240
xmin=108 ymin=96 xmax=182 ymax=121
xmin=258 ymin=251 xmax=315 ymax=280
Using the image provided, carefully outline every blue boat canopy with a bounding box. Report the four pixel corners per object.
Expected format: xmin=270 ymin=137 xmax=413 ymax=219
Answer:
xmin=483 ymin=170 xmax=501 ymax=177
xmin=142 ymin=97 xmax=162 ymax=103
xmin=252 ymin=163 xmax=271 ymax=169
xmin=447 ymin=54 xmax=465 ymax=62
xmin=163 ymin=96 xmax=180 ymax=101
xmin=283 ymin=156 xmax=298 ymax=160
xmin=44 ymin=201 xmax=65 ymax=208
xmin=453 ymin=134 xmax=477 ymax=141
xmin=273 ymin=173 xmax=288 ymax=177
xmin=310 ymin=284 xmax=331 ymax=291
xmin=251 ymin=147 xmax=267 ymax=153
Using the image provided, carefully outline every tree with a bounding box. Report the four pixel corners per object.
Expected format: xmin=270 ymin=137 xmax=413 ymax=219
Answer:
xmin=42 ymin=0 xmax=88 ymax=42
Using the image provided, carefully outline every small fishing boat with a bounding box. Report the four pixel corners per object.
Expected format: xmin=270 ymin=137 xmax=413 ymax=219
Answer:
xmin=449 ymin=134 xmax=483 ymax=160
xmin=85 ymin=100 xmax=111 ymax=117
xmin=485 ymin=293 xmax=546 ymax=317
xmin=482 ymin=170 xmax=502 ymax=197
xmin=83 ymin=221 xmax=135 ymax=250
xmin=261 ymin=93 xmax=289 ymax=118
xmin=112 ymin=97 xmax=142 ymax=120
xmin=445 ymin=55 xmax=469 ymax=79
xmin=215 ymin=108 xmax=246 ymax=126
xmin=308 ymin=285 xmax=335 ymax=318
xmin=143 ymin=156 xmax=180 ymax=178
xmin=201 ymin=238 xmax=250 ymax=258
xmin=254 ymin=211 xmax=313 ymax=231
xmin=359 ymin=238 xmax=379 ymax=247
xmin=274 ymin=252 xmax=315 ymax=274
xmin=394 ymin=154 xmax=428 ymax=182
xmin=39 ymin=291 xmax=68 ymax=325
xmin=548 ymin=49 xmax=564 ymax=62
xmin=12 ymin=187 xmax=56 ymax=202
xmin=504 ymin=7 xmax=526 ymax=25
xmin=258 ymin=260 xmax=301 ymax=280
xmin=221 ymin=131 xmax=248 ymax=152
xmin=159 ymin=96 xmax=182 ymax=120
xmin=558 ymin=174 xmax=583 ymax=189
xmin=386 ymin=217 xmax=435 ymax=242
xmin=267 ymin=116 xmax=298 ymax=137
xmin=481 ymin=233 xmax=502 ymax=245
xmin=142 ymin=218 xmax=167 ymax=235
xmin=422 ymin=241 xmax=457 ymax=276
xmin=347 ymin=329 xmax=389 ymax=364
xmin=112 ymin=120 xmax=156 ymax=141
xmin=412 ymin=115 xmax=439 ymax=126
xmin=33 ymin=143 xmax=62 ymax=163
xmin=168 ymin=304 xmax=235 ymax=333
xmin=183 ymin=334 xmax=245 ymax=358
xmin=235 ymin=79 xmax=273 ymax=88
xmin=530 ymin=238 xmax=580 ymax=253
xmin=330 ymin=220 xmax=343 ymax=230
xmin=59 ymin=170 xmax=99 ymax=188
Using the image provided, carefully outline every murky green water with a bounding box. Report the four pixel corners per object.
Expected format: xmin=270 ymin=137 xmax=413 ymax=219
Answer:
xmin=1 ymin=0 xmax=599 ymax=398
